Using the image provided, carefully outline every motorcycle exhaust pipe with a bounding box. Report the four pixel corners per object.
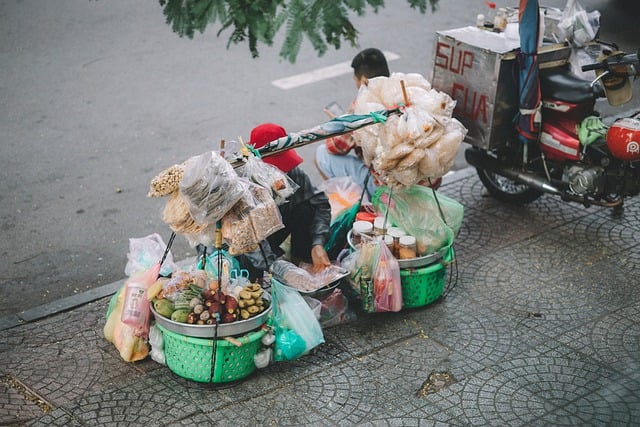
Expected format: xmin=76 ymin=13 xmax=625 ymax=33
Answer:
xmin=465 ymin=149 xmax=563 ymax=195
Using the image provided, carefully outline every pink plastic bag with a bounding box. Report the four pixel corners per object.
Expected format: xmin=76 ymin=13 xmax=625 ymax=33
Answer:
xmin=120 ymin=263 xmax=160 ymax=337
xmin=373 ymin=242 xmax=402 ymax=312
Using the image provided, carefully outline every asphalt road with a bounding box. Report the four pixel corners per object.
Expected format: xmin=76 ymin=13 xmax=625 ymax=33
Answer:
xmin=1 ymin=0 xmax=638 ymax=317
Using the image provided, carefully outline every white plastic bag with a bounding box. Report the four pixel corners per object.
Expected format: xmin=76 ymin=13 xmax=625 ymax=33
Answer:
xmin=557 ymin=0 xmax=600 ymax=48
xmin=124 ymin=233 xmax=176 ymax=277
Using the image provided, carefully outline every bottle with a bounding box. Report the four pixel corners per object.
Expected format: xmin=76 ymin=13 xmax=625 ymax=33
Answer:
xmin=484 ymin=1 xmax=496 ymax=29
xmin=493 ymin=8 xmax=507 ymax=32
xmin=398 ymin=235 xmax=417 ymax=260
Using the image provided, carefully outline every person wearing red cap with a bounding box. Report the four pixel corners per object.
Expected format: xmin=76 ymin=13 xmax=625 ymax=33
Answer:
xmin=247 ymin=123 xmax=332 ymax=273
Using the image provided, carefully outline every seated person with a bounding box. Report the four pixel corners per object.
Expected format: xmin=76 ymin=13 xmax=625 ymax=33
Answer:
xmin=315 ymin=48 xmax=441 ymax=195
xmin=314 ymin=48 xmax=390 ymax=198
xmin=238 ymin=123 xmax=332 ymax=279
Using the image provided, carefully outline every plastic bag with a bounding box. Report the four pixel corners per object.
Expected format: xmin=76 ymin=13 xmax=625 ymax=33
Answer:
xmin=270 ymin=259 xmax=320 ymax=292
xmin=148 ymin=324 xmax=165 ymax=365
xmin=104 ymin=284 xmax=151 ymax=362
xmin=317 ymin=176 xmax=364 ymax=221
xmin=124 ymin=233 xmax=176 ymax=277
xmin=271 ymin=278 xmax=325 ymax=361
xmin=351 ymin=240 xmax=381 ymax=313
xmin=557 ymin=0 xmax=600 ymax=48
xmin=240 ymin=154 xmax=299 ymax=205
xmin=373 ymin=185 xmax=463 ymax=256
xmin=372 ymin=242 xmax=402 ymax=312
xmin=221 ymin=181 xmax=284 ymax=256
xmin=318 ymin=288 xmax=355 ymax=328
xmin=120 ymin=263 xmax=160 ymax=337
xmin=179 ymin=151 xmax=247 ymax=224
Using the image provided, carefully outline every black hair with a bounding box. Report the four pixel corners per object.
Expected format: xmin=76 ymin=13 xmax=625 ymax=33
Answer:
xmin=351 ymin=48 xmax=390 ymax=79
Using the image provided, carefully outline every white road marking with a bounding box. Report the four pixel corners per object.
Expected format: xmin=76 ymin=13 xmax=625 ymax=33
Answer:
xmin=272 ymin=51 xmax=400 ymax=90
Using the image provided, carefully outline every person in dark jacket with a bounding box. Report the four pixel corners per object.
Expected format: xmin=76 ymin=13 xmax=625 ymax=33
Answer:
xmin=243 ymin=123 xmax=332 ymax=275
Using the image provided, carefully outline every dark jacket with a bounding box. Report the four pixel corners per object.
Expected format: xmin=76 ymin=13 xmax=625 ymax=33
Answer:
xmin=267 ymin=166 xmax=331 ymax=261
xmin=239 ymin=166 xmax=331 ymax=277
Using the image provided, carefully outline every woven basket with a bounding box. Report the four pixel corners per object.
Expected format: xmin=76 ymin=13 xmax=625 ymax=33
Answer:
xmin=399 ymin=246 xmax=454 ymax=309
xmin=158 ymin=324 xmax=266 ymax=383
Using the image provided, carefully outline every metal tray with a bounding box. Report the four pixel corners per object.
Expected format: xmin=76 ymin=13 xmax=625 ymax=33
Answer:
xmin=151 ymin=297 xmax=271 ymax=338
xmin=273 ymin=266 xmax=350 ymax=298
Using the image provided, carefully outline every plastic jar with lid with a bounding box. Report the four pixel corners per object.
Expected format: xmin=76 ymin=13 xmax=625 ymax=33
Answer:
xmin=386 ymin=227 xmax=406 ymax=258
xmin=351 ymin=220 xmax=373 ymax=246
xmin=373 ymin=216 xmax=388 ymax=236
xmin=398 ymin=235 xmax=417 ymax=259
xmin=493 ymin=8 xmax=507 ymax=32
xmin=377 ymin=235 xmax=394 ymax=253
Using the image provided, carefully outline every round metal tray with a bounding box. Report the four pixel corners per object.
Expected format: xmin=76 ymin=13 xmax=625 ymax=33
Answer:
xmin=272 ymin=266 xmax=349 ymax=298
xmin=151 ymin=298 xmax=271 ymax=338
xmin=347 ymin=230 xmax=446 ymax=269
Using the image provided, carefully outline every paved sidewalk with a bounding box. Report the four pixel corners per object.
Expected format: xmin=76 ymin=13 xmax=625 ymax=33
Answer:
xmin=1 ymin=170 xmax=639 ymax=426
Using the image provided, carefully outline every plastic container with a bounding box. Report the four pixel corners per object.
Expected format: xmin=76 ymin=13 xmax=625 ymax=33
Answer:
xmin=373 ymin=216 xmax=388 ymax=236
xmin=399 ymin=245 xmax=454 ymax=309
xmin=386 ymin=227 xmax=406 ymax=258
xmin=351 ymin=221 xmax=373 ymax=246
xmin=377 ymin=235 xmax=394 ymax=252
xmin=493 ymin=8 xmax=507 ymax=32
xmin=398 ymin=235 xmax=417 ymax=259
xmin=158 ymin=324 xmax=266 ymax=383
xmin=400 ymin=262 xmax=446 ymax=309
xmin=355 ymin=211 xmax=376 ymax=223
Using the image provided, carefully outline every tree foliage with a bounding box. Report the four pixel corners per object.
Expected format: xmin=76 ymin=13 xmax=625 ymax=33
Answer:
xmin=158 ymin=0 xmax=439 ymax=62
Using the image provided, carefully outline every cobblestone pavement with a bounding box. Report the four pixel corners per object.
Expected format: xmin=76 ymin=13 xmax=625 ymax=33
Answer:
xmin=1 ymin=170 xmax=639 ymax=426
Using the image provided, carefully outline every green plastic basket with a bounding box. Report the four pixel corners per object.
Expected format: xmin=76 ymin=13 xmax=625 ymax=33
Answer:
xmin=157 ymin=324 xmax=266 ymax=383
xmin=399 ymin=246 xmax=454 ymax=309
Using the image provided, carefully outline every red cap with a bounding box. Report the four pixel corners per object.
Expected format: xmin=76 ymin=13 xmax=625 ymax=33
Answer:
xmin=249 ymin=123 xmax=303 ymax=173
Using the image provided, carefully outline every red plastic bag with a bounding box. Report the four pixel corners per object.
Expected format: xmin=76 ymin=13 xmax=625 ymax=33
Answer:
xmin=373 ymin=242 xmax=402 ymax=312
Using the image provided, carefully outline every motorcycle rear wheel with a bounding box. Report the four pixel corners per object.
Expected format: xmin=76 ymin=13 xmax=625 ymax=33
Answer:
xmin=476 ymin=168 xmax=543 ymax=204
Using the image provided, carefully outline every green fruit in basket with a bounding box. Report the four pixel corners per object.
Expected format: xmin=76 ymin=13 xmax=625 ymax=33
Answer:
xmin=153 ymin=299 xmax=175 ymax=318
xmin=170 ymin=309 xmax=190 ymax=323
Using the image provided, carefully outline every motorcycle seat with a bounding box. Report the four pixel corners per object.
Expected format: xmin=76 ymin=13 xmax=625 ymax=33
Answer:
xmin=540 ymin=67 xmax=598 ymax=104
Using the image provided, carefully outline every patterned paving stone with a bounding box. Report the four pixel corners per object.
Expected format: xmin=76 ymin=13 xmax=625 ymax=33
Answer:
xmin=25 ymin=409 xmax=83 ymax=427
xmin=1 ymin=324 xmax=142 ymax=409
xmin=556 ymin=301 xmax=640 ymax=376
xmin=545 ymin=374 xmax=640 ymax=426
xmin=458 ymin=251 xmax=632 ymax=339
xmin=55 ymin=369 xmax=200 ymax=426
xmin=422 ymin=368 xmax=550 ymax=426
xmin=488 ymin=342 xmax=621 ymax=409
xmin=0 ymin=379 xmax=45 ymax=425
xmin=416 ymin=298 xmax=546 ymax=379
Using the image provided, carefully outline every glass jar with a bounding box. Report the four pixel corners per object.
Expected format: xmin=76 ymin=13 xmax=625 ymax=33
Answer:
xmin=351 ymin=220 xmax=373 ymax=246
xmin=386 ymin=227 xmax=406 ymax=258
xmin=378 ymin=235 xmax=394 ymax=253
xmin=373 ymin=216 xmax=388 ymax=236
xmin=398 ymin=235 xmax=417 ymax=259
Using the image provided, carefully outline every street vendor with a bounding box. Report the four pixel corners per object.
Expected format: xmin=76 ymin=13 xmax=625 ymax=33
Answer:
xmin=314 ymin=48 xmax=441 ymax=194
xmin=240 ymin=123 xmax=332 ymax=277
xmin=314 ymin=48 xmax=390 ymax=198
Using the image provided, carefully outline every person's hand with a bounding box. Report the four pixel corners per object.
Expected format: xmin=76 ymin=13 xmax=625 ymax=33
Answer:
xmin=310 ymin=245 xmax=331 ymax=273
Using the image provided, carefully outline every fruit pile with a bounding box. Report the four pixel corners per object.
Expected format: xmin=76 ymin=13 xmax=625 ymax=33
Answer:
xmin=148 ymin=270 xmax=269 ymax=325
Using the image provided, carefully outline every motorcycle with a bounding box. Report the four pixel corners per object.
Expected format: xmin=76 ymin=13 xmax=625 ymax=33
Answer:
xmin=431 ymin=21 xmax=640 ymax=214
xmin=464 ymin=44 xmax=640 ymax=212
